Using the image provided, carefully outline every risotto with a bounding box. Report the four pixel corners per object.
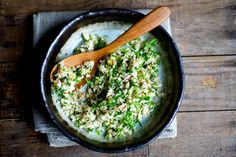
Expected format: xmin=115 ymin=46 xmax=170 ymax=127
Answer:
xmin=51 ymin=33 xmax=162 ymax=141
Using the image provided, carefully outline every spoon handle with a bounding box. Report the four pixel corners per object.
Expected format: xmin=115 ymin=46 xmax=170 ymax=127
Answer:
xmin=101 ymin=7 xmax=170 ymax=55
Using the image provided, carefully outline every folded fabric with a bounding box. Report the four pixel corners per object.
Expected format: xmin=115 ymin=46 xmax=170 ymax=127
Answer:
xmin=32 ymin=9 xmax=177 ymax=147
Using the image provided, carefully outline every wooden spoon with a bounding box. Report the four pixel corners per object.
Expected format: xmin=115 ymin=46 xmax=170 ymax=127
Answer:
xmin=50 ymin=7 xmax=170 ymax=87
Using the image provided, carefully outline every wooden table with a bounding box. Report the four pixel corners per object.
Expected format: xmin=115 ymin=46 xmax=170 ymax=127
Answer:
xmin=1 ymin=0 xmax=236 ymax=156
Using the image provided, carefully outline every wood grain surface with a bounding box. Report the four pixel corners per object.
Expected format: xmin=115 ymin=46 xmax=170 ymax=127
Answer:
xmin=0 ymin=0 xmax=236 ymax=156
xmin=1 ymin=112 xmax=236 ymax=157
xmin=1 ymin=0 xmax=235 ymax=62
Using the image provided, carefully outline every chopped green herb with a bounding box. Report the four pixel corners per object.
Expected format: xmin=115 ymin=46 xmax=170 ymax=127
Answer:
xmin=51 ymin=33 xmax=162 ymax=141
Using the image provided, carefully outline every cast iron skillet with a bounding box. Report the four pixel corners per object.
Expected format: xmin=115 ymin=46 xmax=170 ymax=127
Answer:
xmin=40 ymin=8 xmax=184 ymax=152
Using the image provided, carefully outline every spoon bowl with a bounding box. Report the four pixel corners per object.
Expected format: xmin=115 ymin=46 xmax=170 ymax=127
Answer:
xmin=41 ymin=8 xmax=184 ymax=152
